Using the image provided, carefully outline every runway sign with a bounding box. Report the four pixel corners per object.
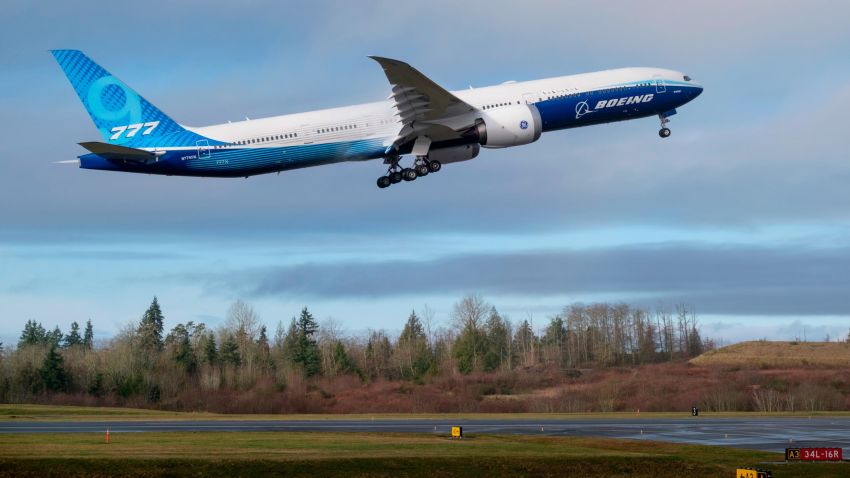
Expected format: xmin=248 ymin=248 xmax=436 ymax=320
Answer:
xmin=736 ymin=469 xmax=772 ymax=478
xmin=451 ymin=426 xmax=463 ymax=438
xmin=785 ymin=447 xmax=842 ymax=461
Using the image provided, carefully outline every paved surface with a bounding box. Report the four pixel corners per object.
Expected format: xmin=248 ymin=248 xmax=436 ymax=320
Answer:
xmin=2 ymin=417 xmax=849 ymax=453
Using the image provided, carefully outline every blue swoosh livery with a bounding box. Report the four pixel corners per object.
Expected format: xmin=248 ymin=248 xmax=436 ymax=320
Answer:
xmin=51 ymin=50 xmax=703 ymax=187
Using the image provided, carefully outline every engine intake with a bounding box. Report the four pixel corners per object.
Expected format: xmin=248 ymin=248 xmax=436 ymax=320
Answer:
xmin=467 ymin=104 xmax=542 ymax=148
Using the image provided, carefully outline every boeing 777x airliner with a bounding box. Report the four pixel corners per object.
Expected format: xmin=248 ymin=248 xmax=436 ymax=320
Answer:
xmin=52 ymin=50 xmax=703 ymax=188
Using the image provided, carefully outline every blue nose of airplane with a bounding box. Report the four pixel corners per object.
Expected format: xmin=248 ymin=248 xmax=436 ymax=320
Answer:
xmin=681 ymin=74 xmax=703 ymax=100
xmin=691 ymin=84 xmax=703 ymax=99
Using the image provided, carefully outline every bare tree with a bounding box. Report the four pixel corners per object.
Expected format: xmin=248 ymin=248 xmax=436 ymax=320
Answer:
xmin=225 ymin=300 xmax=261 ymax=344
xmin=451 ymin=295 xmax=488 ymax=331
xmin=422 ymin=304 xmax=436 ymax=352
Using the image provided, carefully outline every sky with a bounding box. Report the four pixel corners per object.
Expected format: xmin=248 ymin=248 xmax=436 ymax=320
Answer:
xmin=1 ymin=1 xmax=849 ymax=346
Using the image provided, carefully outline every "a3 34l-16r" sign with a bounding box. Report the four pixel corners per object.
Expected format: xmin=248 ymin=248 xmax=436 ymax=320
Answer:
xmin=785 ymin=447 xmax=843 ymax=461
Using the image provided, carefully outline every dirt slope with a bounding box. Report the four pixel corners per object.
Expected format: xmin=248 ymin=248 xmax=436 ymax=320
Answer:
xmin=690 ymin=341 xmax=850 ymax=368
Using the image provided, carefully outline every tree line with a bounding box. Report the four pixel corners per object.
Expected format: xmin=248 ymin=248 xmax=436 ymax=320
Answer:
xmin=0 ymin=295 xmax=708 ymax=407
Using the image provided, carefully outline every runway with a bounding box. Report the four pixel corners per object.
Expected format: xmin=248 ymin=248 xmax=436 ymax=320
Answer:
xmin=2 ymin=417 xmax=849 ymax=453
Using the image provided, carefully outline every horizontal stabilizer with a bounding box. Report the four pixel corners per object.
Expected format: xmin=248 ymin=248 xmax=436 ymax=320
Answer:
xmin=79 ymin=141 xmax=157 ymax=163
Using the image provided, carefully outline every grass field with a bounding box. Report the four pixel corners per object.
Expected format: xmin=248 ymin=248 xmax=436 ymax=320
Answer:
xmin=690 ymin=341 xmax=850 ymax=368
xmin=1 ymin=405 xmax=848 ymax=477
xmin=1 ymin=431 xmax=845 ymax=478
xmin=5 ymin=403 xmax=850 ymax=421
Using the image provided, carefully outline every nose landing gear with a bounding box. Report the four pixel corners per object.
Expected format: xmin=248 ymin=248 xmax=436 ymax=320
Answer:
xmin=658 ymin=112 xmax=672 ymax=138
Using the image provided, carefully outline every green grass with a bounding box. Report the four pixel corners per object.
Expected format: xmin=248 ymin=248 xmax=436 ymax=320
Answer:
xmin=0 ymin=404 xmax=188 ymax=419
xmin=4 ymin=403 xmax=850 ymax=422
xmin=2 ymin=431 xmax=845 ymax=477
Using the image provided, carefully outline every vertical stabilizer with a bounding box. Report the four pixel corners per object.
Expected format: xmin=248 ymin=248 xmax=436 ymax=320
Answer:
xmin=51 ymin=50 xmax=210 ymax=147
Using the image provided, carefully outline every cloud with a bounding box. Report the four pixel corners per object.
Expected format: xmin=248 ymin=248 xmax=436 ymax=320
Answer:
xmin=192 ymin=241 xmax=850 ymax=316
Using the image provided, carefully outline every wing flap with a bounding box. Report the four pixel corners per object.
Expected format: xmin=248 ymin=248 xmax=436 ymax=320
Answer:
xmin=370 ymin=56 xmax=476 ymax=153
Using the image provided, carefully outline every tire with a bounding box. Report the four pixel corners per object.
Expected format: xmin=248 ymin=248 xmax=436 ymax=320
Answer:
xmin=416 ymin=164 xmax=429 ymax=177
xmin=390 ymin=171 xmax=402 ymax=183
xmin=428 ymin=160 xmax=442 ymax=172
xmin=659 ymin=127 xmax=671 ymax=138
xmin=377 ymin=176 xmax=391 ymax=188
xmin=402 ymin=168 xmax=417 ymax=181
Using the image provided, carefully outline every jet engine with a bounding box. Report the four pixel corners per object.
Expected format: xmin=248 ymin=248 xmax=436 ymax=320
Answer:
xmin=467 ymin=105 xmax=542 ymax=148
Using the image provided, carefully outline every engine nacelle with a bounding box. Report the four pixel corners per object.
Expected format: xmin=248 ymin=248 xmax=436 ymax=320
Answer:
xmin=469 ymin=105 xmax=542 ymax=148
xmin=428 ymin=143 xmax=480 ymax=164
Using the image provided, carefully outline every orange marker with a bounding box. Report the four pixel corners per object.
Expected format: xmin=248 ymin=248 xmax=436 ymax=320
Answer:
xmin=106 ymin=428 xmax=110 ymax=444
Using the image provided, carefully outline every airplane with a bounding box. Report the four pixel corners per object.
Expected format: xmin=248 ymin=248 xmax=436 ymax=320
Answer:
xmin=51 ymin=50 xmax=703 ymax=188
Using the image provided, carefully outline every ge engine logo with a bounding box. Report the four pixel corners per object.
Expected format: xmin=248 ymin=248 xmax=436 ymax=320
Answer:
xmin=519 ymin=120 xmax=528 ymax=130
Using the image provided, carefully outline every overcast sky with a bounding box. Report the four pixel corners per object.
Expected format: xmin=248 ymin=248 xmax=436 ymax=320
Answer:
xmin=1 ymin=1 xmax=849 ymax=345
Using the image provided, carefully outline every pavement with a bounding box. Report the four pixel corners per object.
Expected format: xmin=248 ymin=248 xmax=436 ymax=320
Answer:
xmin=2 ymin=417 xmax=850 ymax=453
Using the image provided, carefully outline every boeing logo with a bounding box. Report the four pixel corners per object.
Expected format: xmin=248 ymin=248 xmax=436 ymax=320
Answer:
xmin=575 ymin=101 xmax=595 ymax=119
xmin=576 ymin=94 xmax=655 ymax=119
xmin=519 ymin=120 xmax=528 ymax=130
xmin=595 ymin=93 xmax=654 ymax=110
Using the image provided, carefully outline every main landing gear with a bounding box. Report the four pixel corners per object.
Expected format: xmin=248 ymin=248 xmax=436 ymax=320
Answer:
xmin=376 ymin=156 xmax=441 ymax=189
xmin=658 ymin=113 xmax=672 ymax=138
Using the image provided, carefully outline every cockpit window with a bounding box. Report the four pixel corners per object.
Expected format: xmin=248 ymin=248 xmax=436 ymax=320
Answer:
xmin=683 ymin=75 xmax=692 ymax=81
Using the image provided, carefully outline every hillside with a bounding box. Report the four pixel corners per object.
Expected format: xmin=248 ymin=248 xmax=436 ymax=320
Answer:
xmin=690 ymin=341 xmax=850 ymax=368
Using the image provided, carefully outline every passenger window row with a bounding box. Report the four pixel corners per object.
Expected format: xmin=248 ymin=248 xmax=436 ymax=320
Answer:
xmin=540 ymin=87 xmax=581 ymax=101
xmin=216 ymin=132 xmax=300 ymax=148
xmin=482 ymin=101 xmax=521 ymax=110
xmin=317 ymin=124 xmax=358 ymax=134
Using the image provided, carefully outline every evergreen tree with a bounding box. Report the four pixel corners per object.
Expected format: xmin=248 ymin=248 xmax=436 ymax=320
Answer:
xmin=365 ymin=331 xmax=393 ymax=380
xmin=18 ymin=320 xmax=47 ymax=347
xmin=484 ymin=308 xmax=511 ymax=372
xmin=687 ymin=325 xmax=704 ymax=358
xmin=451 ymin=295 xmax=488 ymax=374
xmin=64 ymin=321 xmax=83 ymax=348
xmin=38 ymin=346 xmax=68 ymax=393
xmin=453 ymin=323 xmax=486 ymax=374
xmin=294 ymin=307 xmax=321 ymax=376
xmin=47 ymin=326 xmax=63 ymax=348
xmin=399 ymin=311 xmax=425 ymax=344
xmin=220 ymin=334 xmax=241 ymax=366
xmin=513 ymin=319 xmax=536 ymax=367
xmin=281 ymin=318 xmax=300 ymax=364
xmin=331 ymin=341 xmax=358 ymax=376
xmin=541 ymin=316 xmax=567 ymax=367
xmin=167 ymin=323 xmax=197 ymax=374
xmin=257 ymin=325 xmax=272 ymax=370
xmin=396 ymin=311 xmax=432 ymax=379
xmin=202 ymin=332 xmax=218 ymax=366
xmin=87 ymin=372 xmax=104 ymax=397
xmin=83 ymin=319 xmax=94 ymax=350
xmin=138 ymin=297 xmax=165 ymax=351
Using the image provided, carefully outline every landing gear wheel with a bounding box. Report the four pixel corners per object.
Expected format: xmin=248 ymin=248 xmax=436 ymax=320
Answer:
xmin=416 ymin=164 xmax=430 ymax=177
xmin=427 ymin=160 xmax=441 ymax=173
xmin=659 ymin=127 xmax=671 ymax=138
xmin=377 ymin=176 xmax=391 ymax=189
xmin=402 ymin=168 xmax=417 ymax=181
xmin=390 ymin=171 xmax=403 ymax=184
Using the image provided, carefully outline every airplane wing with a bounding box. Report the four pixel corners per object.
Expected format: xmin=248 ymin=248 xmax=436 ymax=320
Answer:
xmin=369 ymin=56 xmax=477 ymax=153
xmin=79 ymin=141 xmax=159 ymax=164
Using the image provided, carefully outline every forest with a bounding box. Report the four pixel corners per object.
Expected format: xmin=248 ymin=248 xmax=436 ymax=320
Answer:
xmin=2 ymin=295 xmax=845 ymax=413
